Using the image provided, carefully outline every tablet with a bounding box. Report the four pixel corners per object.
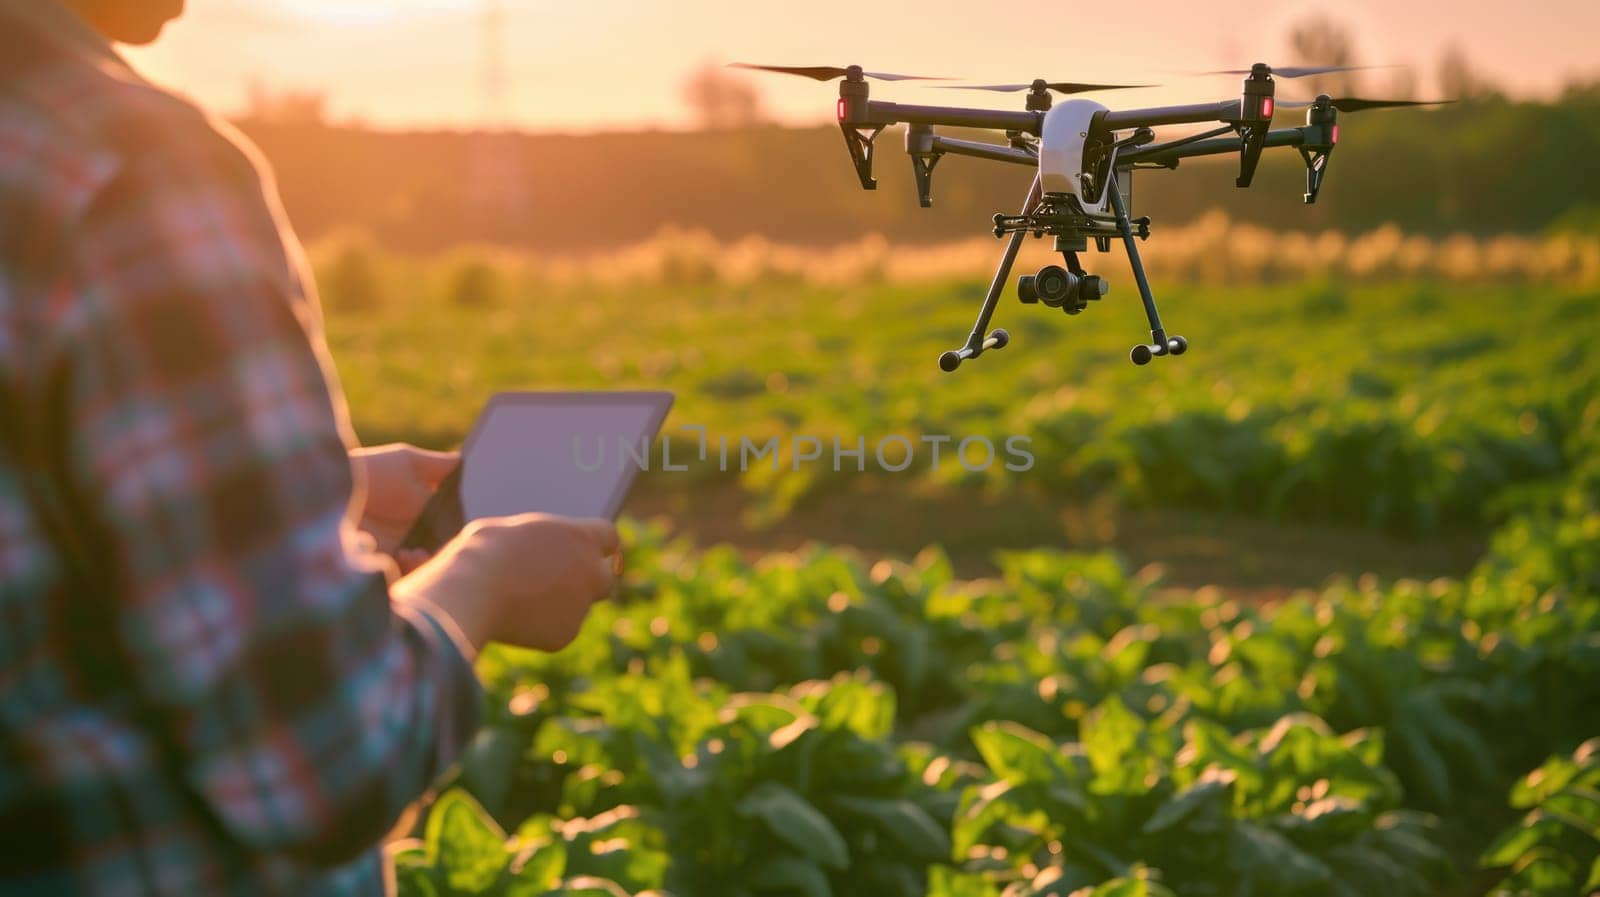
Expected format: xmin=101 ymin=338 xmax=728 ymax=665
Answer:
xmin=397 ymin=390 xmax=674 ymax=553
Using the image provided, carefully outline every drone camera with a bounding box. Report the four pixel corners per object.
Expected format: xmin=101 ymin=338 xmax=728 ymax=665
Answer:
xmin=1017 ymin=266 xmax=1108 ymax=315
xmin=1018 ymin=265 xmax=1073 ymax=306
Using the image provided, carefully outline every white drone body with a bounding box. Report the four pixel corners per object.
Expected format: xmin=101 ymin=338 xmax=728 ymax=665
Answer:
xmin=1038 ymin=98 xmax=1113 ymax=211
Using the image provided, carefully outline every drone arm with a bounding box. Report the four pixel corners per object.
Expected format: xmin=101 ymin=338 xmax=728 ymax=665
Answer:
xmin=843 ymin=102 xmax=1042 ymax=191
xmin=1131 ymin=124 xmax=1236 ymax=159
xmin=929 ymin=135 xmax=1036 ymax=167
xmin=1100 ymin=100 xmax=1243 ymax=130
xmin=862 ymin=100 xmax=1043 ymax=133
xmin=1122 ymin=126 xmax=1309 ymax=166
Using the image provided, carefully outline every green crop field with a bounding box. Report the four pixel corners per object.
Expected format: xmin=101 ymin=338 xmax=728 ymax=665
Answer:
xmin=323 ymin=239 xmax=1595 ymax=553
xmin=315 ymin=240 xmax=1600 ymax=897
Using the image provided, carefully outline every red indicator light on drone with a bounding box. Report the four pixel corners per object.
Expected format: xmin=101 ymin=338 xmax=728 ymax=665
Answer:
xmin=837 ymin=98 xmax=847 ymax=121
xmin=1261 ymin=96 xmax=1274 ymax=118
xmin=1331 ymin=124 xmax=1339 ymax=144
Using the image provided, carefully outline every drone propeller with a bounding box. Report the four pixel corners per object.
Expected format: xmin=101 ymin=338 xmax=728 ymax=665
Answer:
xmin=727 ymin=63 xmax=945 ymax=82
xmin=1202 ymin=63 xmax=1389 ymax=79
xmin=1278 ymin=95 xmax=1456 ymax=112
xmin=938 ymin=79 xmax=1155 ymax=94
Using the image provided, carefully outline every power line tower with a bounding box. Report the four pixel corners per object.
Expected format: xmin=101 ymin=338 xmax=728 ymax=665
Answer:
xmin=468 ymin=0 xmax=529 ymax=239
xmin=479 ymin=0 xmax=509 ymax=129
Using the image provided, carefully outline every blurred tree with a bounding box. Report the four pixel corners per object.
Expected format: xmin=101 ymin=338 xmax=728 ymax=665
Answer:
xmin=319 ymin=233 xmax=383 ymax=311
xmin=681 ymin=61 xmax=769 ymax=131
xmin=237 ymin=93 xmax=1600 ymax=249
xmin=1382 ymin=66 xmax=1420 ymax=101
xmin=1287 ymin=13 xmax=1362 ymax=96
xmin=447 ymin=256 xmax=503 ymax=308
xmin=1558 ymin=76 xmax=1600 ymax=105
xmin=1436 ymin=44 xmax=1505 ymax=101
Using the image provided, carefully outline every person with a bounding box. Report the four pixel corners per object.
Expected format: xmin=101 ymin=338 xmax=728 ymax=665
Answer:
xmin=0 ymin=2 xmax=620 ymax=894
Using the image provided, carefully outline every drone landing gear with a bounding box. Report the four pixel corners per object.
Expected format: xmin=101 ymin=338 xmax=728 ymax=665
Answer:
xmin=941 ymin=172 xmax=1189 ymax=371
xmin=841 ymin=123 xmax=886 ymax=190
xmin=938 ymin=330 xmax=1009 ymax=372
xmin=938 ymin=175 xmax=1043 ymax=372
xmin=1299 ymin=145 xmax=1331 ymax=204
xmin=1105 ymin=170 xmax=1186 ymax=365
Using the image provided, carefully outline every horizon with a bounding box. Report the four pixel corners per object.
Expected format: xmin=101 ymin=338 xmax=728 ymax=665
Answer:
xmin=121 ymin=0 xmax=1600 ymax=134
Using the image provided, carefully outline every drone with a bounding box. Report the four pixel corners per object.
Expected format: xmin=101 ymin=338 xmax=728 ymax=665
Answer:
xmin=731 ymin=62 xmax=1449 ymax=369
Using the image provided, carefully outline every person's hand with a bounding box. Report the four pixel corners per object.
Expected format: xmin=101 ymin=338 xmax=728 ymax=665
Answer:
xmin=350 ymin=443 xmax=459 ymax=557
xmin=392 ymin=513 xmax=621 ymax=654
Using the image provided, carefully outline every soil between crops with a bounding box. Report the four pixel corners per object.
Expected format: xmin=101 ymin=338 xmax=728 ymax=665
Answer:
xmin=627 ymin=478 xmax=1486 ymax=603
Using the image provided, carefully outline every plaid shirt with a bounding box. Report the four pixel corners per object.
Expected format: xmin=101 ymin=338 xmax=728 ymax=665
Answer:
xmin=0 ymin=4 xmax=484 ymax=895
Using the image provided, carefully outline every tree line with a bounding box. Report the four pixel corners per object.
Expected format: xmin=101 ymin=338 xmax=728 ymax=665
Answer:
xmin=236 ymin=87 xmax=1600 ymax=253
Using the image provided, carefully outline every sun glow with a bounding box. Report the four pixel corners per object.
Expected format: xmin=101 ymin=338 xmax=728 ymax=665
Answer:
xmin=122 ymin=0 xmax=1600 ymax=132
xmin=272 ymin=0 xmax=471 ymax=27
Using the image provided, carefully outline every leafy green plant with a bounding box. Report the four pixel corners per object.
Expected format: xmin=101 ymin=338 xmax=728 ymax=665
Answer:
xmin=1481 ymin=739 xmax=1600 ymax=896
xmin=391 ymin=789 xmax=658 ymax=897
xmin=389 ymin=385 xmax=1600 ymax=897
xmin=951 ymin=704 xmax=1449 ymax=897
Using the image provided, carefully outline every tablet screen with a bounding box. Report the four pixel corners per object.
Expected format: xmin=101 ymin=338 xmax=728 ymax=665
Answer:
xmin=461 ymin=392 xmax=674 ymax=520
xmin=397 ymin=391 xmax=673 ymax=553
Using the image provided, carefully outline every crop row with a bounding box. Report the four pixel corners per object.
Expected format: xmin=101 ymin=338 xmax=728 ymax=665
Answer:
xmin=322 ymin=259 xmax=1599 ymax=538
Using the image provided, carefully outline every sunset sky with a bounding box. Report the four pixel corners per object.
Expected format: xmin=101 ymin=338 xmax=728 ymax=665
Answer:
xmin=123 ymin=0 xmax=1600 ymax=132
